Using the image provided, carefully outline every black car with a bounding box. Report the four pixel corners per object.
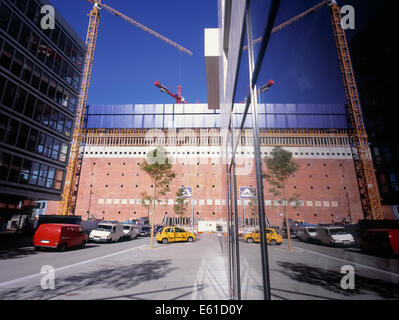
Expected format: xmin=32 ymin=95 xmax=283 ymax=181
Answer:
xmin=139 ymin=226 xmax=151 ymax=237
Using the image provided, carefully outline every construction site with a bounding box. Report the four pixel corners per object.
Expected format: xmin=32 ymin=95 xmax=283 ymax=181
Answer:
xmin=0 ymin=0 xmax=398 ymax=302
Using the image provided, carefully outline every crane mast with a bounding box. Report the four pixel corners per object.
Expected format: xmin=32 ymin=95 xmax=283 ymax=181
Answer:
xmin=57 ymin=1 xmax=192 ymax=215
xmin=329 ymin=1 xmax=383 ymax=220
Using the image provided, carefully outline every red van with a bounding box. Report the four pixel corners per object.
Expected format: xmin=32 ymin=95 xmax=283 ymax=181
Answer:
xmin=33 ymin=224 xmax=88 ymax=251
xmin=359 ymin=229 xmax=399 ymax=256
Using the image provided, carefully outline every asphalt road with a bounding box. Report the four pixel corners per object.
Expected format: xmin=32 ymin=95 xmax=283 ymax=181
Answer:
xmin=0 ymin=234 xmax=398 ymax=300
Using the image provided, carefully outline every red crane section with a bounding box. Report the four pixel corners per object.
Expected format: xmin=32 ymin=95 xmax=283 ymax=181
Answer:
xmin=154 ymin=81 xmax=188 ymax=104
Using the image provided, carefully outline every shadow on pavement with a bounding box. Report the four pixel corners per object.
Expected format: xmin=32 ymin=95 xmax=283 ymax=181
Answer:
xmin=0 ymin=259 xmax=176 ymax=300
xmin=275 ymin=261 xmax=399 ymax=299
xmin=0 ymin=243 xmax=100 ymax=260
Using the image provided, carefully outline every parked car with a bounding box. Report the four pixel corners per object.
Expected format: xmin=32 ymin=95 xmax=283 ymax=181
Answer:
xmin=33 ymin=224 xmax=88 ymax=251
xmin=138 ymin=226 xmax=152 ymax=237
xmin=122 ymin=224 xmax=139 ymax=240
xmin=244 ymin=228 xmax=283 ymax=245
xmin=156 ymin=226 xmax=195 ymax=244
xmin=89 ymin=223 xmax=124 ymax=243
xmin=359 ymin=229 xmax=399 ymax=256
xmin=298 ymin=227 xmax=318 ymax=243
xmin=316 ymin=226 xmax=355 ymax=246
xmin=154 ymin=225 xmax=164 ymax=234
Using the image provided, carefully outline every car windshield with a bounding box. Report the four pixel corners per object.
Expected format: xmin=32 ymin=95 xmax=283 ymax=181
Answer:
xmin=123 ymin=226 xmax=131 ymax=230
xmin=96 ymin=225 xmax=112 ymax=231
xmin=329 ymin=228 xmax=347 ymax=235
xmin=307 ymin=228 xmax=317 ymax=233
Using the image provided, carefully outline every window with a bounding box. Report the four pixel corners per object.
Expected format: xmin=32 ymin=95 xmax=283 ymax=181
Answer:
xmin=46 ymin=167 xmax=55 ymax=189
xmin=8 ymin=156 xmax=22 ymax=183
xmin=26 ymin=0 xmax=38 ymax=22
xmin=34 ymin=100 xmax=44 ymax=122
xmin=64 ymin=119 xmax=72 ymax=136
xmin=60 ymin=60 xmax=68 ymax=81
xmin=8 ymin=14 xmax=22 ymax=40
xmin=73 ymin=72 xmax=80 ymax=90
xmin=57 ymin=113 xmax=65 ymax=133
xmin=42 ymin=104 xmax=51 ymax=126
xmin=50 ymin=109 xmax=59 ymax=130
xmin=36 ymin=132 xmax=45 ymax=154
xmin=40 ymin=72 xmax=49 ymax=95
xmin=54 ymin=169 xmax=64 ymax=190
xmin=37 ymin=40 xmax=48 ymax=62
xmin=0 ymin=151 xmax=12 ymax=180
xmin=65 ymin=38 xmax=72 ymax=57
xmin=38 ymin=164 xmax=48 ymax=187
xmin=0 ymin=43 xmax=15 ymax=70
xmin=55 ymin=84 xmax=63 ymax=105
xmin=43 ymin=135 xmax=53 ymax=158
xmin=48 ymin=79 xmax=56 ymax=101
xmin=28 ymin=32 xmax=39 ymax=56
xmin=58 ymin=31 xmax=67 ymax=51
xmin=58 ymin=143 xmax=68 ymax=162
xmin=20 ymin=159 xmax=32 ymax=185
xmin=13 ymin=87 xmax=27 ymax=113
xmin=16 ymin=123 xmax=29 ymax=149
xmin=21 ymin=59 xmax=33 ymax=83
xmin=53 ymin=53 xmax=62 ymax=75
xmin=2 ymin=81 xmax=17 ymax=108
xmin=11 ymin=51 xmax=24 ymax=77
xmin=27 ymin=128 xmax=38 ymax=152
xmin=31 ymin=66 xmax=41 ymax=89
xmin=0 ymin=113 xmax=7 ymax=142
xmin=45 ymin=47 xmax=55 ymax=69
xmin=51 ymin=24 xmax=60 ymax=45
xmin=0 ymin=3 xmax=11 ymax=31
xmin=28 ymin=162 xmax=39 ymax=185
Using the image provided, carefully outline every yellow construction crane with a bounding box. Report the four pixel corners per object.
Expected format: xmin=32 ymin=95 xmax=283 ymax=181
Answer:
xmin=57 ymin=0 xmax=192 ymax=216
xmin=246 ymin=0 xmax=383 ymax=220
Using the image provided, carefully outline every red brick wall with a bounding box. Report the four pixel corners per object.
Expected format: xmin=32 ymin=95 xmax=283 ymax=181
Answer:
xmin=47 ymin=156 xmax=366 ymax=226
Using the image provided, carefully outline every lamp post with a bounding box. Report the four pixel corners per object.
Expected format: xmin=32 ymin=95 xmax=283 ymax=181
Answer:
xmin=88 ymin=190 xmax=93 ymax=220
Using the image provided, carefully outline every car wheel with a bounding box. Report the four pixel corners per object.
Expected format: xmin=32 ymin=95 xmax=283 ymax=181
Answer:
xmin=34 ymin=246 xmax=41 ymax=251
xmin=247 ymin=237 xmax=254 ymax=243
xmin=187 ymin=236 xmax=194 ymax=242
xmin=81 ymin=240 xmax=86 ymax=248
xmin=58 ymin=243 xmax=67 ymax=252
xmin=270 ymin=240 xmax=277 ymax=245
xmin=162 ymin=238 xmax=168 ymax=244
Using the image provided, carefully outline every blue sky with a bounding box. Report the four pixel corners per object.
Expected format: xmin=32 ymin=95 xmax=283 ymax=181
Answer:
xmin=50 ymin=0 xmax=380 ymax=106
xmin=51 ymin=0 xmax=218 ymax=105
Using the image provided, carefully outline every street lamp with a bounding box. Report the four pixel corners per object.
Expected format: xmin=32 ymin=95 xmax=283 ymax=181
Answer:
xmin=88 ymin=190 xmax=93 ymax=220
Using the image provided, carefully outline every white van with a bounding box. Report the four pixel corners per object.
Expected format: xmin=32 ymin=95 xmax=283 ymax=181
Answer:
xmin=122 ymin=224 xmax=139 ymax=240
xmin=316 ymin=226 xmax=355 ymax=246
xmin=89 ymin=223 xmax=124 ymax=243
xmin=298 ymin=227 xmax=318 ymax=243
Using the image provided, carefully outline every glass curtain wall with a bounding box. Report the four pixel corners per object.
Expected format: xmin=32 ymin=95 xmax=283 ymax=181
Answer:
xmin=225 ymin=0 xmax=280 ymax=300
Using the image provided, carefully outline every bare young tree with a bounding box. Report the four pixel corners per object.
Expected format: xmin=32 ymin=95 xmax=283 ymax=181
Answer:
xmin=263 ymin=147 xmax=299 ymax=251
xmin=140 ymin=147 xmax=176 ymax=248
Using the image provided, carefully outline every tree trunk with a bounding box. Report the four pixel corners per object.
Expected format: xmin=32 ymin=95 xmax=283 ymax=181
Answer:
xmin=150 ymin=184 xmax=156 ymax=249
xmin=283 ymin=183 xmax=293 ymax=251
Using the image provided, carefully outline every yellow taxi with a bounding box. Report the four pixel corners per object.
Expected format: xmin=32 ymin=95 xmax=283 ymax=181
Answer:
xmin=244 ymin=228 xmax=283 ymax=245
xmin=156 ymin=226 xmax=196 ymax=244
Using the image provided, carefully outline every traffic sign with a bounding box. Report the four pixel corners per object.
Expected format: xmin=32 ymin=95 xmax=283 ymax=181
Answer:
xmin=239 ymin=187 xmax=256 ymax=199
xmin=182 ymin=187 xmax=193 ymax=198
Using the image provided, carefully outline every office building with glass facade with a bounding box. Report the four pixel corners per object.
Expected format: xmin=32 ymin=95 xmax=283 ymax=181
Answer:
xmin=0 ymin=0 xmax=85 ymax=229
xmin=205 ymin=0 xmax=398 ymax=300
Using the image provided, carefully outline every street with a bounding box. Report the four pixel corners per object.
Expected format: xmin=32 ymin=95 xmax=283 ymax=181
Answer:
xmin=0 ymin=234 xmax=398 ymax=300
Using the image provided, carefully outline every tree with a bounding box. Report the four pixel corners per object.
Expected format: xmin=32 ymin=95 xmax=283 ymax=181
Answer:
xmin=174 ymin=187 xmax=189 ymax=225
xmin=140 ymin=147 xmax=176 ymax=248
xmin=263 ymin=147 xmax=299 ymax=251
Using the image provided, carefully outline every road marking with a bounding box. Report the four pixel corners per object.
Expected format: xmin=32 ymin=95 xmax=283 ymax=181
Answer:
xmin=295 ymin=246 xmax=399 ymax=278
xmin=0 ymin=244 xmax=147 ymax=288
